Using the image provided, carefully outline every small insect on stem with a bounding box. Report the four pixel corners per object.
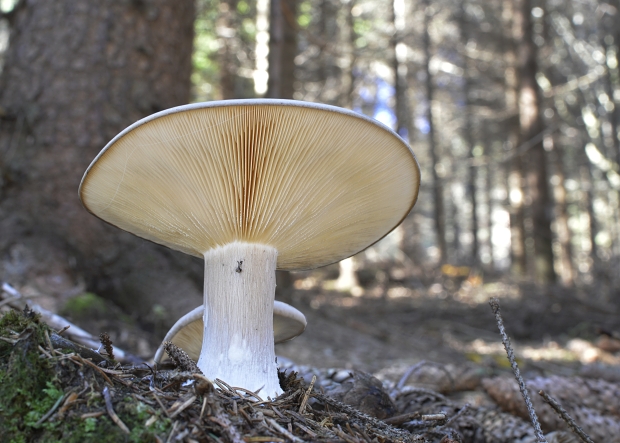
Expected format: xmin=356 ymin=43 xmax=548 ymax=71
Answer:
xmin=235 ymin=260 xmax=243 ymax=273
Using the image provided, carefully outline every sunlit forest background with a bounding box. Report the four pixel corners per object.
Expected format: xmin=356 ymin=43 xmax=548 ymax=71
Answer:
xmin=190 ymin=0 xmax=620 ymax=294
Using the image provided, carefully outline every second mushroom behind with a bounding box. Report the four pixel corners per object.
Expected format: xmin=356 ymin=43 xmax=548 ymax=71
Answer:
xmin=153 ymin=301 xmax=307 ymax=364
xmin=79 ymin=99 xmax=421 ymax=397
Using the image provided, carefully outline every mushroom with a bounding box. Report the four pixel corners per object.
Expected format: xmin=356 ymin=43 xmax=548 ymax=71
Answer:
xmin=79 ymin=99 xmax=420 ymax=397
xmin=153 ymin=300 xmax=307 ymax=364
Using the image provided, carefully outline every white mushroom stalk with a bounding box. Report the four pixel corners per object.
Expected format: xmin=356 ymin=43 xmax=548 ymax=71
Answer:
xmin=199 ymin=242 xmax=280 ymax=396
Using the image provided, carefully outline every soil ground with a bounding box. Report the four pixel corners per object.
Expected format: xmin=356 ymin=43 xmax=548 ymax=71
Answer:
xmin=34 ymin=264 xmax=620 ymax=384
xmin=276 ymin=273 xmax=620 ymax=384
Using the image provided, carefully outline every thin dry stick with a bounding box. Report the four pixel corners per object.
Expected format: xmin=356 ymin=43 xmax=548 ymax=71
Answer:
xmin=538 ymin=390 xmax=595 ymax=443
xmin=298 ymin=375 xmax=316 ymax=414
xmin=152 ymin=392 xmax=171 ymax=418
xmin=294 ymin=421 xmax=317 ymax=438
xmin=312 ymin=391 xmax=414 ymax=442
xmin=199 ymin=396 xmax=208 ymax=420
xmin=396 ymin=361 xmax=427 ymax=391
xmin=489 ymin=297 xmax=546 ymax=443
xmin=210 ymin=413 xmax=245 ymax=443
xmin=72 ymin=355 xmax=113 ymax=385
xmin=168 ymin=395 xmax=197 ymax=418
xmin=35 ymin=392 xmax=68 ymax=426
xmin=102 ymin=386 xmax=130 ymax=434
xmin=214 ymin=378 xmax=236 ymax=394
xmin=232 ymin=386 xmax=264 ymax=403
xmin=383 ymin=412 xmax=420 ymax=425
xmin=333 ymin=425 xmax=359 ymax=443
xmin=56 ymin=325 xmax=70 ymax=335
xmin=433 ymin=403 xmax=471 ymax=435
xmin=165 ymin=420 xmax=178 ymax=443
xmin=44 ymin=330 xmax=54 ymax=353
xmin=38 ymin=344 xmax=54 ymax=359
xmin=267 ymin=417 xmax=303 ymax=443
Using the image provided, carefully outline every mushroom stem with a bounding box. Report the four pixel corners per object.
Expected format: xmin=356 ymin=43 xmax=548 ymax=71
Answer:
xmin=198 ymin=241 xmax=281 ymax=397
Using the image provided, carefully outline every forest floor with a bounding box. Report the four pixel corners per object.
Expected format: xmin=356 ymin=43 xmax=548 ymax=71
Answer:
xmin=18 ymin=263 xmax=620 ymax=379
xmin=2 ymin=265 xmax=620 ymax=441
xmin=275 ymin=268 xmax=620 ymax=384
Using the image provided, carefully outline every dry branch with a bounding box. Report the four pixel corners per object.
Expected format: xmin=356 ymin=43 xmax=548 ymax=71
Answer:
xmin=1 ymin=282 xmax=142 ymax=363
xmin=103 ymin=386 xmax=130 ymax=434
xmin=489 ymin=297 xmax=547 ymax=443
xmin=539 ymin=390 xmax=594 ymax=443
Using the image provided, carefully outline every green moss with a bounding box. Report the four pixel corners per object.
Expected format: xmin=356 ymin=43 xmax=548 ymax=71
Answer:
xmin=0 ymin=310 xmax=171 ymax=442
xmin=23 ymin=381 xmax=64 ymax=429
xmin=60 ymin=292 xmax=108 ymax=320
xmin=0 ymin=309 xmax=58 ymax=440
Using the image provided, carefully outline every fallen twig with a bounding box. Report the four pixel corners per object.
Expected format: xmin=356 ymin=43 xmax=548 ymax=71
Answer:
xmin=267 ymin=417 xmax=303 ymax=442
xmin=1 ymin=282 xmax=142 ymax=364
xmin=489 ymin=297 xmax=546 ymax=443
xmin=210 ymin=414 xmax=245 ymax=443
xmin=165 ymin=420 xmax=178 ymax=443
xmin=383 ymin=412 xmax=420 ymax=425
xmin=56 ymin=325 xmax=70 ymax=335
xmin=298 ymin=374 xmax=316 ymax=414
xmin=538 ymin=390 xmax=595 ymax=443
xmin=168 ymin=394 xmax=197 ymax=418
xmin=35 ymin=392 xmax=68 ymax=426
xmin=294 ymin=421 xmax=317 ymax=438
xmin=103 ymin=386 xmax=130 ymax=434
xmin=312 ymin=391 xmax=415 ymax=442
xmin=72 ymin=355 xmax=114 ymax=385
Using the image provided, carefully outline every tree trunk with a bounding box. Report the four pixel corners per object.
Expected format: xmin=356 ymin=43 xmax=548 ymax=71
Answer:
xmin=0 ymin=0 xmax=199 ymax=337
xmin=547 ymin=133 xmax=574 ymax=286
xmin=317 ymin=0 xmax=339 ymax=104
xmin=343 ymin=0 xmax=358 ymax=109
xmin=483 ymin=141 xmax=496 ymax=270
xmin=459 ymin=0 xmax=479 ymax=265
xmin=514 ymin=0 xmax=555 ymax=283
xmin=422 ymin=1 xmax=447 ymax=263
xmin=503 ymin=0 xmax=527 ymax=277
xmin=267 ymin=0 xmax=298 ymax=297
xmin=390 ymin=0 xmax=410 ymax=139
xmin=218 ymin=0 xmax=240 ymax=99
xmin=600 ymin=0 xmax=620 ymax=166
xmin=580 ymin=163 xmax=599 ymax=269
xmin=267 ymin=0 xmax=297 ymax=99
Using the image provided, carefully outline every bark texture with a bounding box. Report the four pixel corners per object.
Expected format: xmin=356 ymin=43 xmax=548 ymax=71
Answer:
xmin=267 ymin=0 xmax=297 ymax=99
xmin=0 ymin=0 xmax=201 ymax=334
xmin=503 ymin=0 xmax=527 ymax=277
xmin=422 ymin=1 xmax=447 ymax=263
xmin=514 ymin=0 xmax=556 ymax=282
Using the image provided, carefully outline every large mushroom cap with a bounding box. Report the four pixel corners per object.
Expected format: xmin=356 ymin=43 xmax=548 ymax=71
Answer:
xmin=153 ymin=301 xmax=307 ymax=363
xmin=80 ymin=99 xmax=420 ymax=269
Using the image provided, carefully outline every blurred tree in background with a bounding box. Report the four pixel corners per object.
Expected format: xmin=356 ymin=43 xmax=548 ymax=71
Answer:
xmin=1 ymin=0 xmax=620 ymax=334
xmin=0 ymin=0 xmax=202 ymax=335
